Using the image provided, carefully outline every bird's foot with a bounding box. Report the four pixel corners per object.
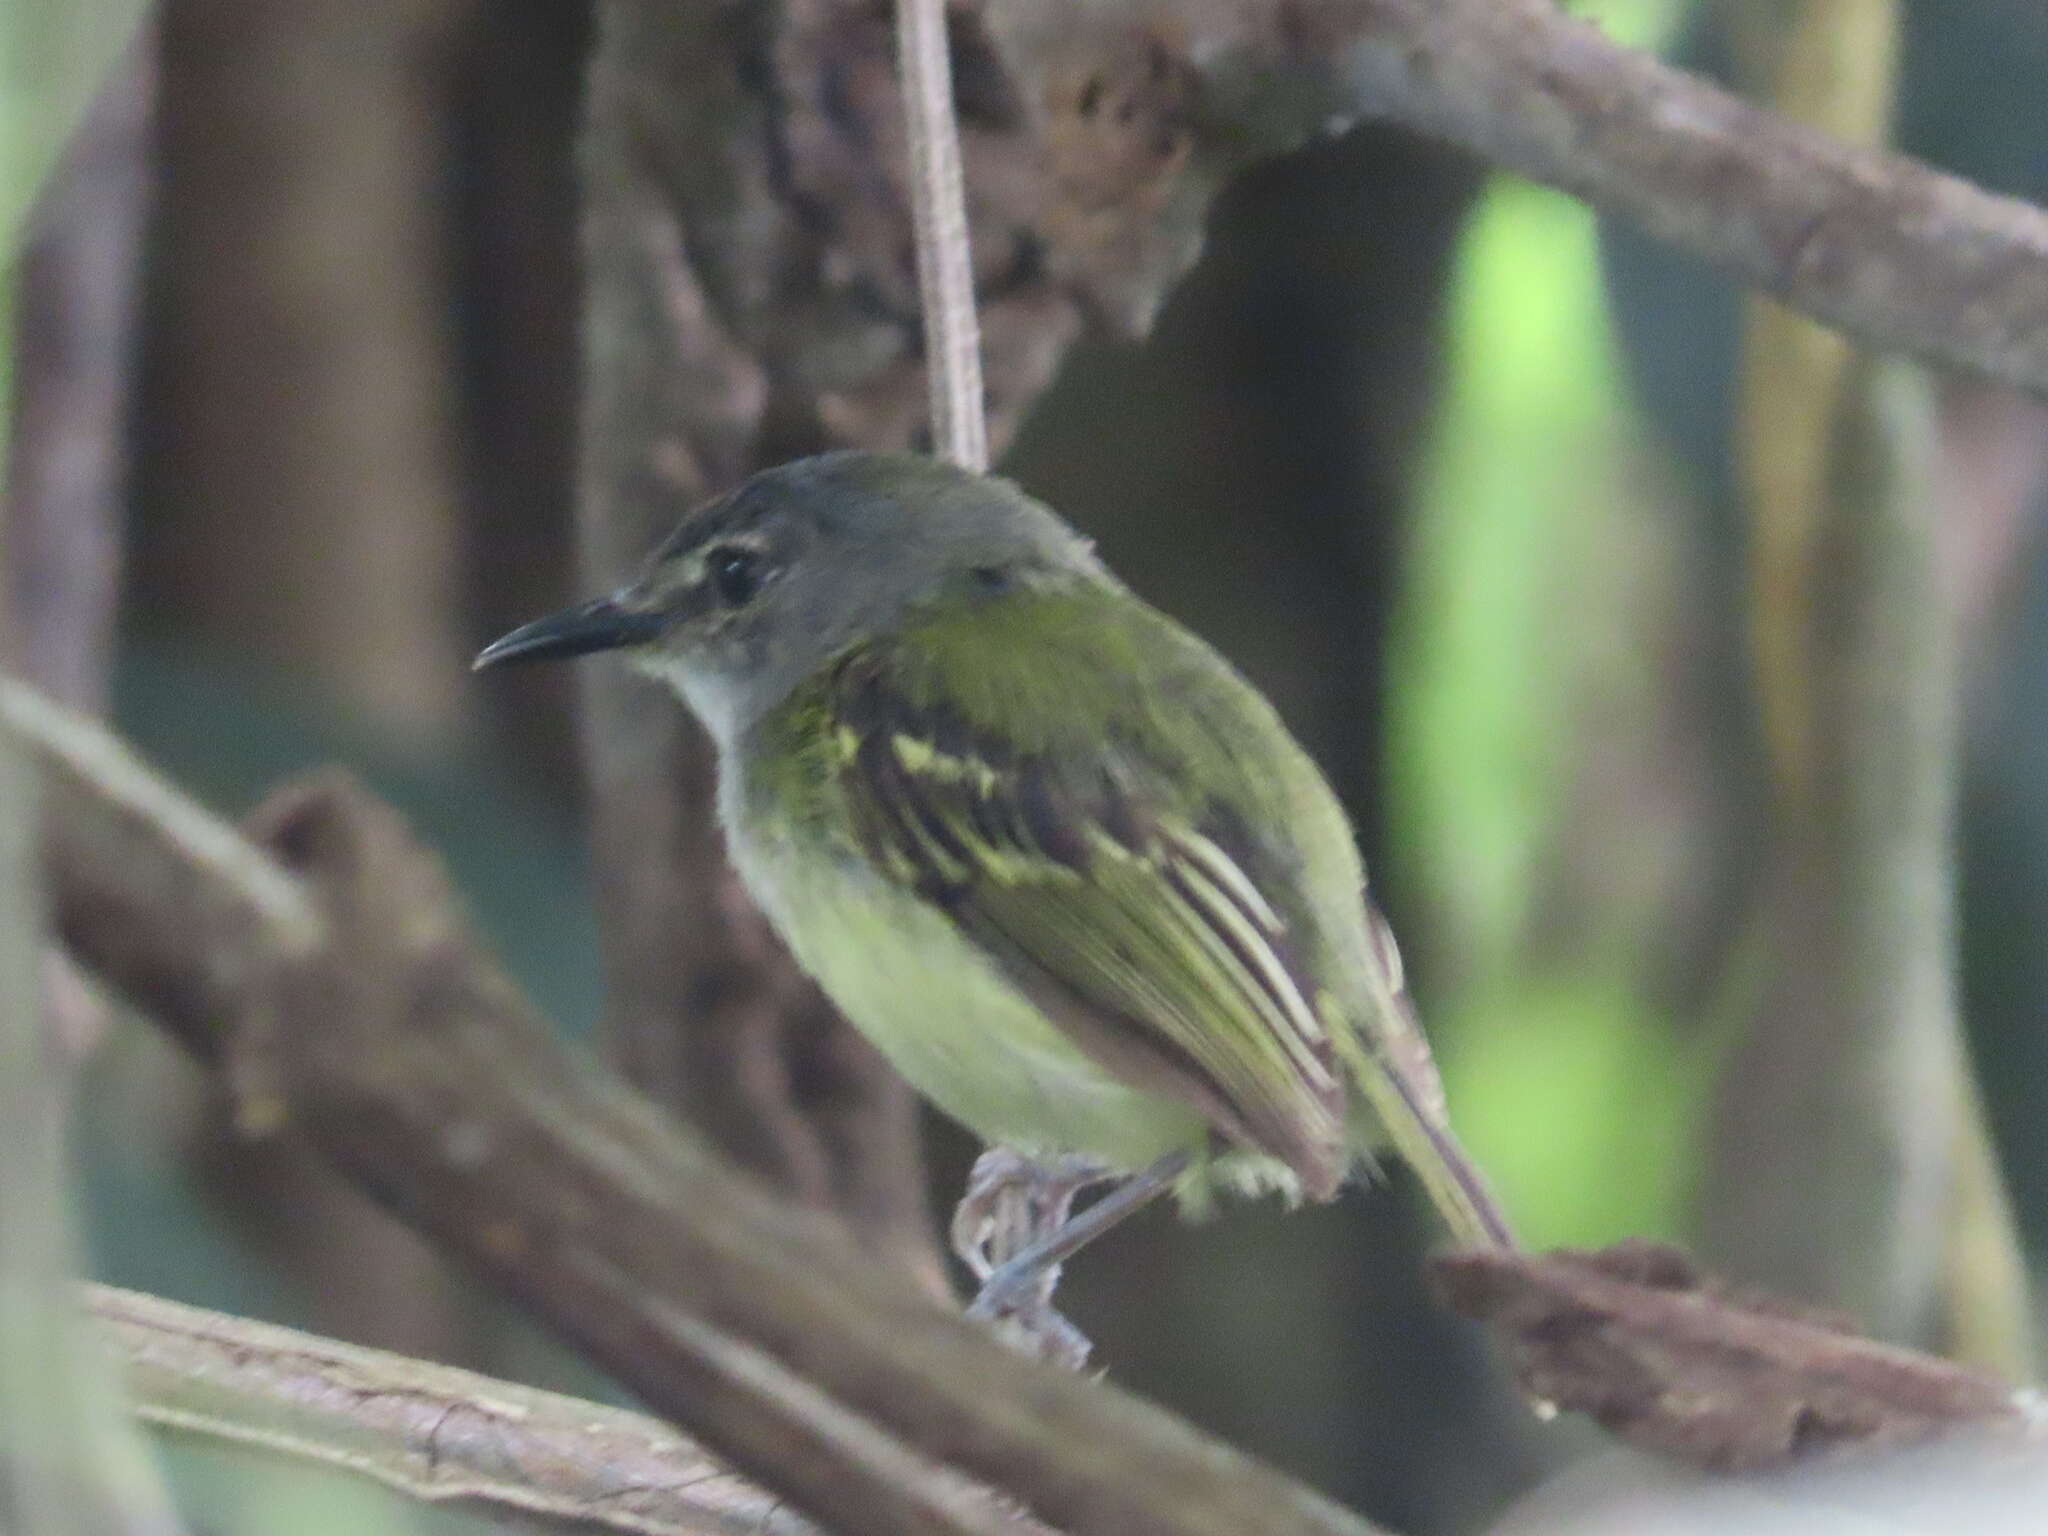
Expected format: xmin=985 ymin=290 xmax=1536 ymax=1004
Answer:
xmin=950 ymin=1148 xmax=1113 ymax=1369
xmin=970 ymin=1278 xmax=1095 ymax=1371
xmin=953 ymin=1148 xmax=1192 ymax=1370
xmin=949 ymin=1147 xmax=1113 ymax=1282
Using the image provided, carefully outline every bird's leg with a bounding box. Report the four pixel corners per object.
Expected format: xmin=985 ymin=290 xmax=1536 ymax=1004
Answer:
xmin=950 ymin=1147 xmax=1113 ymax=1280
xmin=969 ymin=1150 xmax=1188 ymax=1310
xmin=950 ymin=1147 xmax=1116 ymax=1367
xmin=964 ymin=1150 xmax=1190 ymax=1366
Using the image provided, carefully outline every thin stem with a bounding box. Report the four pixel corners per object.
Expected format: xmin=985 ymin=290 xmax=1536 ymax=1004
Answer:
xmin=895 ymin=0 xmax=987 ymax=470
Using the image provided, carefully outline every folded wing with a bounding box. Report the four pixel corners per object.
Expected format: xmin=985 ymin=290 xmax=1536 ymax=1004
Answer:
xmin=824 ymin=652 xmax=1352 ymax=1197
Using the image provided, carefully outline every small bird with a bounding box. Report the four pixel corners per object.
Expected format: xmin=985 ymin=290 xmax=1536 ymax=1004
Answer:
xmin=479 ymin=451 xmax=1511 ymax=1360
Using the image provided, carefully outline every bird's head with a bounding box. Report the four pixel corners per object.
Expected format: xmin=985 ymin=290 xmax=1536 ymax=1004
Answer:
xmin=475 ymin=451 xmax=1099 ymax=743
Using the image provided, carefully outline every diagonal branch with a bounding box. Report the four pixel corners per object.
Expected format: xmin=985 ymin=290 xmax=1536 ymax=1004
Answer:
xmin=14 ymin=679 xmax=2038 ymax=1530
xmin=97 ymin=1281 xmax=835 ymax=1536
xmin=1326 ymin=0 xmax=2048 ymax=396
xmin=984 ymin=0 xmax=2048 ymax=399
xmin=3 ymin=676 xmax=1392 ymax=1536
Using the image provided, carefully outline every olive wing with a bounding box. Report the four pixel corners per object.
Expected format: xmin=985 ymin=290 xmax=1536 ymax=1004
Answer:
xmin=821 ymin=652 xmax=1351 ymax=1195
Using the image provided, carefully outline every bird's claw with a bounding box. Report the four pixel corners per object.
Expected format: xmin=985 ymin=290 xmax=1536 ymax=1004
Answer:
xmin=971 ymin=1285 xmax=1095 ymax=1370
xmin=950 ymin=1147 xmax=1112 ymax=1368
xmin=949 ymin=1148 xmax=1110 ymax=1281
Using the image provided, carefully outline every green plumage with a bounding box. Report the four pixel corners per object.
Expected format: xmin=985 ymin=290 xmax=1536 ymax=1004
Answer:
xmin=737 ymin=573 xmax=1507 ymax=1240
xmin=478 ymin=450 xmax=1510 ymax=1250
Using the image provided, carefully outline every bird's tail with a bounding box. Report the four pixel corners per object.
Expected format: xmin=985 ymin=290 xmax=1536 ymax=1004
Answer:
xmin=1339 ymin=904 xmax=1516 ymax=1250
xmin=1350 ymin=1043 xmax=1515 ymax=1250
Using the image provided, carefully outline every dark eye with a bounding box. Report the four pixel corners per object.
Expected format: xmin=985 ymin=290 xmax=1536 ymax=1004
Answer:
xmin=708 ymin=545 xmax=765 ymax=607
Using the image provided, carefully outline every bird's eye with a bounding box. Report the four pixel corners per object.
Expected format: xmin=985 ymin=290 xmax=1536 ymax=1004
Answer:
xmin=707 ymin=545 xmax=765 ymax=607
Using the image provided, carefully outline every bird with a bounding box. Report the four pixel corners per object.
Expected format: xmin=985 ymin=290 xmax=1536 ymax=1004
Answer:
xmin=477 ymin=450 xmax=1512 ymax=1362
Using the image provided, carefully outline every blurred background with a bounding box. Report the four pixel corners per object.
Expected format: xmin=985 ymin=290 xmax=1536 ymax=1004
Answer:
xmin=7 ymin=0 xmax=2048 ymax=1532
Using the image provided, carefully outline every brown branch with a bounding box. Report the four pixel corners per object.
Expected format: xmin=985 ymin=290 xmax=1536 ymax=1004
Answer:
xmin=981 ymin=0 xmax=2048 ymax=400
xmin=1692 ymin=0 xmax=2031 ymax=1371
xmin=22 ymin=686 xmax=2036 ymax=1524
xmin=4 ymin=677 xmax=1393 ymax=1536
xmin=96 ymin=1281 xmax=837 ymax=1536
xmin=0 ymin=25 xmax=181 ymax=1521
xmin=1433 ymin=1241 xmax=2033 ymax=1473
xmin=7 ymin=22 xmax=155 ymax=1073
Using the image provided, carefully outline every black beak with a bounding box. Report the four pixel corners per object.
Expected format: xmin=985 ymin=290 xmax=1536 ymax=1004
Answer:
xmin=473 ymin=597 xmax=665 ymax=671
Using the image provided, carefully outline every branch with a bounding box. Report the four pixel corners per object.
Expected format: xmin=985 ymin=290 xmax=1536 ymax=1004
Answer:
xmin=1433 ymin=1242 xmax=2034 ymax=1472
xmin=6 ymin=22 xmax=155 ymax=1073
xmin=0 ymin=27 xmax=175 ymax=1514
xmin=3 ymin=676 xmax=1393 ymax=1536
xmin=984 ymin=0 xmax=2048 ymax=399
xmin=1340 ymin=0 xmax=2048 ymax=395
xmin=95 ymin=1282 xmax=838 ymax=1536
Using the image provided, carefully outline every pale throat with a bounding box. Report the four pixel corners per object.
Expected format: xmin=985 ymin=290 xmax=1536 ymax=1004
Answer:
xmin=631 ymin=651 xmax=752 ymax=748
xmin=631 ymin=645 xmax=835 ymax=783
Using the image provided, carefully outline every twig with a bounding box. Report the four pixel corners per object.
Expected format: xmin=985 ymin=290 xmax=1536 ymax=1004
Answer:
xmin=895 ymin=0 xmax=988 ymax=469
xmin=93 ymin=1282 xmax=827 ymax=1536
xmin=3 ymin=676 xmax=1394 ymax=1536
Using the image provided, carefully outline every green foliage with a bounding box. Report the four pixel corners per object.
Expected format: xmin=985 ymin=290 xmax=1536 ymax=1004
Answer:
xmin=1437 ymin=978 xmax=1700 ymax=1244
xmin=1389 ymin=181 xmax=1611 ymax=987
